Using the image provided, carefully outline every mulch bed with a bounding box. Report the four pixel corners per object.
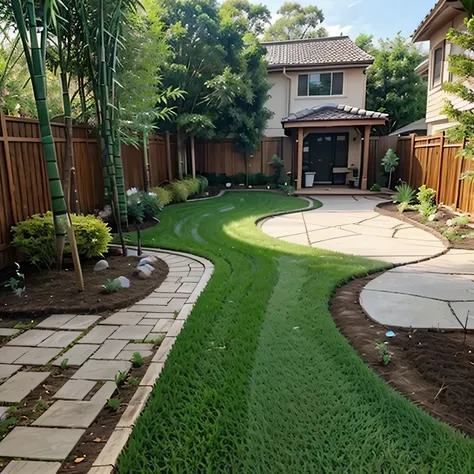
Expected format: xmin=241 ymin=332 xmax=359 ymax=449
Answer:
xmin=378 ymin=202 xmax=474 ymax=251
xmin=331 ymin=274 xmax=474 ymax=437
xmin=0 ymin=256 xmax=168 ymax=318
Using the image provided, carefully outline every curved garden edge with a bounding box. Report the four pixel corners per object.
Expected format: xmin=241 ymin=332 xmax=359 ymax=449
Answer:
xmin=87 ymin=248 xmax=214 ymax=474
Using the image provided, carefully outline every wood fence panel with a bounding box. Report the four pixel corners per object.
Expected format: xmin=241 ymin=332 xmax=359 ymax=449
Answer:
xmin=396 ymin=137 xmax=412 ymax=184
xmin=438 ymin=146 xmax=462 ymax=207
xmin=459 ymin=158 xmax=474 ymax=213
xmin=148 ymin=136 xmax=168 ymax=186
xmin=122 ymin=143 xmax=144 ymax=190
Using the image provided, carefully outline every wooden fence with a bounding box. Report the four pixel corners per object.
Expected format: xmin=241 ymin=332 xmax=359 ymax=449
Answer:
xmin=396 ymin=134 xmax=474 ymax=213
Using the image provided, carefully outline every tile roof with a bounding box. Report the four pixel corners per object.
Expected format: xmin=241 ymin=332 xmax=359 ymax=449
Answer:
xmin=282 ymin=104 xmax=389 ymax=123
xmin=263 ymin=36 xmax=374 ymax=69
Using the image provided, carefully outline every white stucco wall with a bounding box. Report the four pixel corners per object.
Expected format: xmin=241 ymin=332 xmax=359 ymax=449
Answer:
xmin=265 ymin=67 xmax=368 ymax=137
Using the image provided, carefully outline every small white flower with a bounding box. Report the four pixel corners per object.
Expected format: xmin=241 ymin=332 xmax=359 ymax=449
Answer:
xmin=148 ymin=192 xmax=157 ymax=197
xmin=126 ymin=187 xmax=139 ymax=196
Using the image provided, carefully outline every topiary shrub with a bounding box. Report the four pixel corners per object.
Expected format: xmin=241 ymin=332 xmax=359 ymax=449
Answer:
xmin=12 ymin=212 xmax=112 ymax=268
xmin=141 ymin=192 xmax=162 ymax=220
xmin=182 ymin=178 xmax=201 ymax=197
xmin=167 ymin=181 xmax=189 ymax=203
xmin=150 ymin=186 xmax=172 ymax=207
xmin=196 ymin=175 xmax=209 ymax=194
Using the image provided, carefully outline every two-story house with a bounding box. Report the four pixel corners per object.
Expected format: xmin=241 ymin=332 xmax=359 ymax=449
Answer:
xmin=262 ymin=36 xmax=387 ymax=190
xmin=413 ymin=0 xmax=468 ymax=135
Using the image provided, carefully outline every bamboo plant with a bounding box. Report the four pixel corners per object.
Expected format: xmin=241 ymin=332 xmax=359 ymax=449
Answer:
xmin=10 ymin=0 xmax=84 ymax=290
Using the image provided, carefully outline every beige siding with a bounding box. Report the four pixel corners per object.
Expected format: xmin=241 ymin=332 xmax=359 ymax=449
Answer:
xmin=426 ymin=12 xmax=471 ymax=130
xmin=265 ymin=67 xmax=368 ymax=137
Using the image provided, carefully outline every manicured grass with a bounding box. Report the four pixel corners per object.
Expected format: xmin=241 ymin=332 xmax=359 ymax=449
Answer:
xmin=118 ymin=192 xmax=474 ymax=474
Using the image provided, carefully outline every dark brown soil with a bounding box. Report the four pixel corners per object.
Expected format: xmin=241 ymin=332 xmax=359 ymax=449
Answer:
xmin=379 ymin=202 xmax=474 ymax=250
xmin=0 ymin=256 xmax=168 ymax=317
xmin=331 ymin=275 xmax=474 ymax=436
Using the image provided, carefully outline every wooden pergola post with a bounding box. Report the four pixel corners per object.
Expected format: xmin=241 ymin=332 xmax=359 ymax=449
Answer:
xmin=361 ymin=125 xmax=371 ymax=190
xmin=296 ymin=128 xmax=303 ymax=190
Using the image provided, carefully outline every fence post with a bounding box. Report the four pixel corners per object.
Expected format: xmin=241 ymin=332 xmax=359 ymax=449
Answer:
xmin=408 ymin=133 xmax=416 ymax=185
xmin=0 ymin=112 xmax=18 ymax=223
xmin=436 ymin=132 xmax=445 ymax=204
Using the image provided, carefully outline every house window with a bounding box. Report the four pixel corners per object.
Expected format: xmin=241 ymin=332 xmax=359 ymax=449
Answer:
xmin=432 ymin=45 xmax=444 ymax=87
xmin=297 ymin=72 xmax=344 ymax=97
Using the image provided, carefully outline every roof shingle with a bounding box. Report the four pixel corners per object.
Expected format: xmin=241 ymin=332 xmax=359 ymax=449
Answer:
xmin=263 ymin=36 xmax=374 ymax=68
xmin=282 ymin=104 xmax=389 ymax=123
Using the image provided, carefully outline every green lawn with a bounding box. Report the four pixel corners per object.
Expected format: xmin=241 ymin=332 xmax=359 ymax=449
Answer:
xmin=118 ymin=192 xmax=474 ymax=474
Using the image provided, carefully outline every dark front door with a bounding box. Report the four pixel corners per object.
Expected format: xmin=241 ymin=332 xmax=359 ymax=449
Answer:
xmin=303 ymin=133 xmax=349 ymax=185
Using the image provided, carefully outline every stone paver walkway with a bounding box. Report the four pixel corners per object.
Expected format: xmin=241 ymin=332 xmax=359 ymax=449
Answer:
xmin=261 ymin=195 xmax=445 ymax=264
xmin=0 ymin=249 xmax=213 ymax=474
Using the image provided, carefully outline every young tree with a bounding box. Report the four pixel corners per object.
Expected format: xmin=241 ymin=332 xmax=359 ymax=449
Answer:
xmin=442 ymin=2 xmax=474 ymax=176
xmin=357 ymin=33 xmax=427 ymax=134
xmin=263 ymin=2 xmax=327 ymax=41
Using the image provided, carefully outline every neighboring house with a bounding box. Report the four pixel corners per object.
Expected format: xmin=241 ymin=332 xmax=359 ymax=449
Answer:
xmin=389 ymin=118 xmax=428 ymax=137
xmin=262 ymin=37 xmax=387 ymax=190
xmin=412 ymin=0 xmax=468 ymax=135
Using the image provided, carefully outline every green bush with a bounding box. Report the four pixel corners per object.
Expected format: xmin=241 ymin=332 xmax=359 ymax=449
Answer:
xmin=417 ymin=185 xmax=436 ymax=206
xmin=393 ymin=183 xmax=415 ymax=213
xmin=254 ymin=173 xmax=270 ymax=185
xmin=150 ymin=186 xmax=172 ymax=207
xmin=370 ymin=183 xmax=381 ymax=192
xmin=141 ymin=192 xmax=162 ymax=220
xmin=12 ymin=212 xmax=112 ymax=268
xmin=167 ymin=181 xmax=189 ymax=203
xmin=126 ymin=190 xmax=162 ymax=224
xmin=216 ymin=173 xmax=229 ymax=185
xmin=182 ymin=178 xmax=201 ymax=197
xmin=196 ymin=175 xmax=209 ymax=194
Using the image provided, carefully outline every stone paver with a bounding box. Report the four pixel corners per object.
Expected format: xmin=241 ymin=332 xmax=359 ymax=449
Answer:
xmin=0 ymin=346 xmax=30 ymax=364
xmin=0 ymin=371 xmax=50 ymax=403
xmin=53 ymin=380 xmax=96 ymax=400
xmin=153 ymin=337 xmax=176 ymax=362
xmin=0 ymin=427 xmax=84 ymax=460
xmin=261 ymin=195 xmax=444 ymax=264
xmin=116 ymin=350 xmax=153 ymax=360
xmin=99 ymin=312 xmax=144 ymax=326
xmin=90 ymin=381 xmax=116 ymax=403
xmin=53 ymin=344 xmax=99 ymax=366
xmin=38 ymin=330 xmax=82 ymax=348
xmin=0 ymin=329 xmax=20 ymax=337
xmin=14 ymin=348 xmax=62 ymax=366
xmin=109 ymin=325 xmax=152 ymax=341
xmin=0 ymin=364 xmax=20 ymax=380
xmin=60 ymin=315 xmax=101 ymax=330
xmin=3 ymin=460 xmax=61 ymax=474
xmin=140 ymin=362 xmax=164 ymax=386
xmin=37 ymin=314 xmax=76 ymax=329
xmin=167 ymin=320 xmax=185 ymax=337
xmin=7 ymin=330 xmax=54 ymax=347
xmin=33 ymin=400 xmax=104 ymax=428
xmin=78 ymin=325 xmax=118 ymax=344
xmin=72 ymin=360 xmax=131 ymax=381
xmin=91 ymin=340 xmax=128 ymax=360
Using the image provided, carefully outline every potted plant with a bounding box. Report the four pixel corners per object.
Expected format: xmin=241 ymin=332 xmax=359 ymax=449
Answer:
xmin=269 ymin=155 xmax=284 ymax=188
xmin=381 ymin=149 xmax=400 ymax=189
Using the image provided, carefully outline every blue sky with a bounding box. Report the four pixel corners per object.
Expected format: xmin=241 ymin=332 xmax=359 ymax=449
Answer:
xmin=264 ymin=0 xmax=436 ymax=41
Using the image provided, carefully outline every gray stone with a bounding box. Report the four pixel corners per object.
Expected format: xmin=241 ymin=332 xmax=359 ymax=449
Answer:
xmin=90 ymin=381 xmax=116 ymax=402
xmin=116 ymin=350 xmax=153 ymax=360
xmin=152 ymin=337 xmax=176 ymax=362
xmin=91 ymin=340 xmax=127 ymax=360
xmin=53 ymin=344 xmax=99 ymax=367
xmin=124 ymin=343 xmax=154 ymax=352
xmin=72 ymin=360 xmax=131 ymax=381
xmin=93 ymin=428 xmax=132 ymax=467
xmin=135 ymin=265 xmax=154 ymax=279
xmin=110 ymin=325 xmax=152 ymax=341
xmin=167 ymin=320 xmax=184 ymax=337
xmin=155 ymin=283 xmax=181 ymax=293
xmin=143 ymin=312 xmax=175 ymax=319
xmin=127 ymin=305 xmax=175 ymax=313
xmin=7 ymin=329 xmax=54 ymax=347
xmin=138 ymin=318 xmax=159 ymax=326
xmin=78 ymin=325 xmax=118 ymax=344
xmin=117 ymin=386 xmax=151 ymax=428
xmin=37 ymin=314 xmax=76 ymax=329
xmin=0 ymin=406 xmax=9 ymax=420
xmin=94 ymin=259 xmax=109 ymax=272
xmin=33 ymin=400 xmax=104 ymax=428
xmin=0 ymin=364 xmax=20 ymax=380
xmin=140 ymin=362 xmax=164 ymax=386
xmin=139 ymin=255 xmax=158 ymax=266
xmin=0 ymin=427 xmax=84 ymax=460
xmin=138 ymin=296 xmax=172 ymax=305
xmin=3 ymin=460 xmax=61 ymax=474
xmin=145 ymin=333 xmax=165 ymax=342
xmin=177 ymin=283 xmax=197 ymax=293
xmin=60 ymin=315 xmax=101 ymax=330
xmin=0 ymin=372 xmax=50 ymax=403
xmin=0 ymin=328 xmax=19 ymax=337
xmin=115 ymin=276 xmax=130 ymax=288
xmin=53 ymin=380 xmax=96 ymax=400
xmin=0 ymin=346 xmax=30 ymax=364
xmin=176 ymin=303 xmax=194 ymax=321
xmin=100 ymin=312 xmax=144 ymax=326
xmin=152 ymin=319 xmax=174 ymax=333
xmin=38 ymin=331 xmax=82 ymax=348
xmin=14 ymin=348 xmax=62 ymax=366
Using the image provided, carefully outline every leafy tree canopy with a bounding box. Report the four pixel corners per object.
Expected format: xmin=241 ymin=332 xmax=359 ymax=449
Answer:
xmin=263 ymin=2 xmax=327 ymax=41
xmin=356 ymin=33 xmax=427 ymax=134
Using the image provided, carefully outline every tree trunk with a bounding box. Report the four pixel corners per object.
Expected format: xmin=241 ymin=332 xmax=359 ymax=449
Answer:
xmin=190 ymin=134 xmax=196 ymax=179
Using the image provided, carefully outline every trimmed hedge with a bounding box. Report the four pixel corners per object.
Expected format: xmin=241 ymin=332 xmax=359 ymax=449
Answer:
xmin=11 ymin=212 xmax=112 ymax=268
xmin=150 ymin=187 xmax=173 ymax=207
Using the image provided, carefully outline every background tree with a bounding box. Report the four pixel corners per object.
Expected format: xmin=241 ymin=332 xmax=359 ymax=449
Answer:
xmin=357 ymin=33 xmax=427 ymax=134
xmin=442 ymin=1 xmax=474 ymax=176
xmin=263 ymin=2 xmax=327 ymax=41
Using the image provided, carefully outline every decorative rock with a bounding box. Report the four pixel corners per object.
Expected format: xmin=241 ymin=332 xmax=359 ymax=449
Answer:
xmin=94 ymin=260 xmax=109 ymax=272
xmin=135 ymin=265 xmax=154 ymax=280
xmin=115 ymin=276 xmax=131 ymax=288
xmin=139 ymin=256 xmax=158 ymax=267
xmin=428 ymin=212 xmax=442 ymax=222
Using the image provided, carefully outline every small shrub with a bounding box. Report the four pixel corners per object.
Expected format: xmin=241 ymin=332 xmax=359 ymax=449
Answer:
xmin=182 ymin=178 xmax=201 ymax=197
xmin=107 ymin=398 xmax=121 ymax=411
xmin=127 ymin=190 xmax=162 ymax=224
xmin=376 ymin=342 xmax=391 ymax=366
xmin=103 ymin=279 xmax=122 ymax=294
xmin=417 ymin=185 xmax=437 ymax=206
xmin=11 ymin=212 xmax=112 ymax=268
xmin=127 ymin=192 xmax=145 ymax=224
xmin=132 ymin=352 xmax=144 ymax=368
xmin=128 ymin=376 xmax=141 ymax=386
xmin=167 ymin=181 xmax=189 ymax=203
xmin=115 ymin=371 xmax=127 ymax=387
xmin=216 ymin=173 xmax=229 ymax=185
xmin=393 ymin=183 xmax=415 ymax=213
xmin=255 ymin=172 xmax=269 ymax=186
xmin=269 ymin=155 xmax=284 ymax=168
xmin=448 ymin=215 xmax=470 ymax=228
xmin=4 ymin=277 xmax=25 ymax=297
xmin=200 ymin=172 xmax=217 ymax=186
xmin=150 ymin=186 xmax=173 ymax=207
xmin=60 ymin=359 xmax=68 ymax=370
xmin=370 ymin=183 xmax=381 ymax=192
xmin=196 ymin=175 xmax=209 ymax=194
xmin=442 ymin=228 xmax=462 ymax=242
xmin=34 ymin=399 xmax=48 ymax=413
xmin=278 ymin=184 xmax=296 ymax=196
xmin=141 ymin=192 xmax=162 ymax=220
xmin=417 ymin=201 xmax=438 ymax=219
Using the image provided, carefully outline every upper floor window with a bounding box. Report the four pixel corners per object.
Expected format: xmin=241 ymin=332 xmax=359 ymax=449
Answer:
xmin=432 ymin=45 xmax=444 ymax=87
xmin=297 ymin=72 xmax=344 ymax=97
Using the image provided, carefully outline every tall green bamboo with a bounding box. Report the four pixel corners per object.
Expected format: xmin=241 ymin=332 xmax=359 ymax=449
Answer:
xmin=11 ymin=0 xmax=84 ymax=290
